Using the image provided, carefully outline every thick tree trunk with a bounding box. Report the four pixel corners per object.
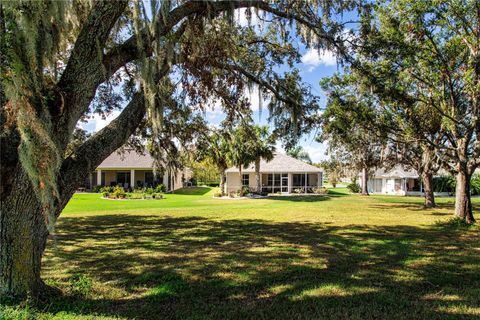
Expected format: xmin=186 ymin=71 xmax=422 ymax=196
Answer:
xmin=361 ymin=167 xmax=369 ymax=195
xmin=0 ymin=169 xmax=49 ymax=298
xmin=422 ymin=171 xmax=436 ymax=208
xmin=219 ymin=171 xmax=226 ymax=196
xmin=255 ymin=158 xmax=261 ymax=193
xmin=455 ymin=170 xmax=475 ymax=224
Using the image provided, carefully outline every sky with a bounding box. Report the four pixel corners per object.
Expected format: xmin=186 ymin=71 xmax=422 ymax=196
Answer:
xmin=81 ymin=7 xmax=350 ymax=163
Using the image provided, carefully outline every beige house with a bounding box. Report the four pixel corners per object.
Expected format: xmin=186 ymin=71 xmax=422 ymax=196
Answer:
xmin=225 ymin=153 xmax=323 ymax=194
xmin=87 ymin=149 xmax=191 ymax=191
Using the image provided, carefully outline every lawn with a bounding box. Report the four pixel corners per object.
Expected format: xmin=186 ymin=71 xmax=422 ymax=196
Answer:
xmin=2 ymin=188 xmax=479 ymax=319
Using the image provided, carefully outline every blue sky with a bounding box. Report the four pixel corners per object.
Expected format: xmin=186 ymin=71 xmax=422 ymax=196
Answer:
xmin=82 ymin=7 xmax=351 ymax=163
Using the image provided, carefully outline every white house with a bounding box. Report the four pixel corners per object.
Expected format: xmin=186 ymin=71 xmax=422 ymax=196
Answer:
xmin=224 ymin=153 xmax=323 ymax=194
xmin=359 ymin=165 xmax=422 ymax=195
xmin=85 ymin=149 xmax=191 ymax=191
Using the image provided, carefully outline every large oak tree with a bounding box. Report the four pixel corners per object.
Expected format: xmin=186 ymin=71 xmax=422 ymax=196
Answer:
xmin=0 ymin=0 xmax=354 ymax=298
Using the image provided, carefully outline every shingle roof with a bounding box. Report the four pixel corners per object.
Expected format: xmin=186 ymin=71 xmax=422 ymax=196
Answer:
xmin=370 ymin=165 xmax=419 ymax=179
xmin=97 ymin=149 xmax=155 ymax=169
xmin=225 ymin=153 xmax=322 ymax=173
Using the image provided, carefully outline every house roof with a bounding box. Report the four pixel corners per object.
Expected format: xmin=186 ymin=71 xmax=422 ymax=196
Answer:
xmin=369 ymin=165 xmax=419 ymax=179
xmin=97 ymin=149 xmax=155 ymax=169
xmin=225 ymin=153 xmax=322 ymax=173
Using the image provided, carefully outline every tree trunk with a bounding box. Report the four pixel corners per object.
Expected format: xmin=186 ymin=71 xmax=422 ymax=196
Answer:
xmin=255 ymin=158 xmax=261 ymax=193
xmin=219 ymin=171 xmax=226 ymax=196
xmin=422 ymin=171 xmax=436 ymax=208
xmin=455 ymin=170 xmax=475 ymax=223
xmin=361 ymin=167 xmax=369 ymax=195
xmin=0 ymin=169 xmax=49 ymax=298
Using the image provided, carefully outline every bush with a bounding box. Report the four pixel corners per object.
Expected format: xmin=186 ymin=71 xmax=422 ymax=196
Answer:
xmin=312 ymin=187 xmax=329 ymax=195
xmin=112 ymin=186 xmax=126 ymax=199
xmin=347 ymin=182 xmax=360 ymax=193
xmin=433 ymin=175 xmax=456 ymax=193
xmin=102 ymin=192 xmax=110 ymax=198
xmin=240 ymin=186 xmax=250 ymax=196
xmin=213 ymin=192 xmax=223 ymax=197
xmin=100 ymin=186 xmax=114 ymax=193
xmin=92 ymin=185 xmax=102 ymax=193
xmin=146 ymin=187 xmax=154 ymax=195
xmin=155 ymin=184 xmax=166 ymax=193
xmin=293 ymin=188 xmax=304 ymax=194
xmin=471 ymin=174 xmax=480 ymax=195
xmin=151 ymin=193 xmax=163 ymax=199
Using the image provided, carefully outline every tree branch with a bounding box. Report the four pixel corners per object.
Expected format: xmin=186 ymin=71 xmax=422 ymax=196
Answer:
xmin=55 ymin=0 xmax=129 ymax=147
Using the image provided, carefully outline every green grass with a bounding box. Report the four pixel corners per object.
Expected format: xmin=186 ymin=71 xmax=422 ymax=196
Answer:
xmin=2 ymin=187 xmax=479 ymax=319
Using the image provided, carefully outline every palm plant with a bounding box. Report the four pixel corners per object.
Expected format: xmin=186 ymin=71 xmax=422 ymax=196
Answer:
xmin=250 ymin=126 xmax=276 ymax=193
xmin=197 ymin=130 xmax=231 ymax=196
xmin=287 ymin=145 xmax=312 ymax=164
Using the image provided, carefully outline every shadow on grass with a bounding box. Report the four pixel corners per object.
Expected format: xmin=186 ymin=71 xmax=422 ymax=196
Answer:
xmin=31 ymin=215 xmax=480 ymax=319
xmin=171 ymin=187 xmax=212 ymax=195
xmin=266 ymin=195 xmax=331 ymax=202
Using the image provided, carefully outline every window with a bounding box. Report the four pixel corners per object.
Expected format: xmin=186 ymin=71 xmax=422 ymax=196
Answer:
xmin=242 ymin=174 xmax=249 ymax=186
xmin=145 ymin=171 xmax=163 ymax=187
xmin=116 ymin=172 xmax=131 ymax=186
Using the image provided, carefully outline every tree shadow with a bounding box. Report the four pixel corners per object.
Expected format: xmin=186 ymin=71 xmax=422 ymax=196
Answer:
xmin=171 ymin=187 xmax=212 ymax=195
xmin=35 ymin=214 xmax=480 ymax=319
xmin=266 ymin=195 xmax=332 ymax=202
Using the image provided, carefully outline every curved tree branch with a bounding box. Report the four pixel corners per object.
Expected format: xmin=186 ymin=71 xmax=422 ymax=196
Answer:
xmin=55 ymin=0 xmax=128 ymax=147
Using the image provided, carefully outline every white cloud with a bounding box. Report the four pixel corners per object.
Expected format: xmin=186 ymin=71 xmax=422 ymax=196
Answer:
xmin=301 ymin=48 xmax=337 ymax=71
xmin=303 ymin=144 xmax=328 ymax=163
xmin=235 ymin=8 xmax=263 ymax=27
xmin=244 ymin=85 xmax=271 ymax=112
xmin=81 ymin=110 xmax=121 ymax=133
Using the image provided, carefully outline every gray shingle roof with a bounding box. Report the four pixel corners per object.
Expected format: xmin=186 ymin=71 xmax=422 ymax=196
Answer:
xmin=225 ymin=153 xmax=322 ymax=173
xmin=97 ymin=149 xmax=155 ymax=169
xmin=370 ymin=165 xmax=419 ymax=179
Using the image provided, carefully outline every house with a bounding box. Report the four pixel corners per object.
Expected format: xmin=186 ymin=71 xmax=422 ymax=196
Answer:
xmin=85 ymin=149 xmax=191 ymax=191
xmin=224 ymin=153 xmax=323 ymax=194
xmin=359 ymin=165 xmax=422 ymax=195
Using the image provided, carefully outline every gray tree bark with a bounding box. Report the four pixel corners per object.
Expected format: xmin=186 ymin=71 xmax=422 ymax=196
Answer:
xmin=455 ymin=170 xmax=475 ymax=224
xmin=255 ymin=158 xmax=261 ymax=193
xmin=361 ymin=167 xmax=369 ymax=195
xmin=422 ymin=171 xmax=436 ymax=208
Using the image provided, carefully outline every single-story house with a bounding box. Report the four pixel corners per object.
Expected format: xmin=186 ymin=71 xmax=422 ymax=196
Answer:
xmin=225 ymin=153 xmax=323 ymax=194
xmin=359 ymin=165 xmax=422 ymax=196
xmin=84 ymin=149 xmax=191 ymax=191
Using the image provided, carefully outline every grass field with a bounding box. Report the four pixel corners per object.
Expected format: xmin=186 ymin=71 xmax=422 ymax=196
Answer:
xmin=2 ymin=188 xmax=479 ymax=319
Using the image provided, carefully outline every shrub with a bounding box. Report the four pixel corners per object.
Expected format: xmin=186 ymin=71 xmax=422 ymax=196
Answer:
xmin=112 ymin=186 xmax=126 ymax=199
xmin=102 ymin=192 xmax=110 ymax=198
xmin=146 ymin=187 xmax=154 ymax=195
xmin=208 ymin=182 xmax=220 ymax=187
xmin=155 ymin=184 xmax=166 ymax=193
xmin=151 ymin=193 xmax=163 ymax=199
xmin=293 ymin=188 xmax=304 ymax=194
xmin=471 ymin=174 xmax=480 ymax=195
xmin=133 ymin=187 xmax=146 ymax=193
xmin=312 ymin=187 xmax=329 ymax=195
xmin=100 ymin=186 xmax=114 ymax=193
xmin=347 ymin=182 xmax=360 ymax=193
xmin=213 ymin=192 xmax=223 ymax=197
xmin=240 ymin=186 xmax=250 ymax=196
xmin=433 ymin=175 xmax=456 ymax=193
xmin=92 ymin=185 xmax=102 ymax=193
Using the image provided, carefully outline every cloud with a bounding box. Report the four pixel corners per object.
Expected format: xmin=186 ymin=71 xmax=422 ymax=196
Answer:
xmin=301 ymin=48 xmax=337 ymax=71
xmin=303 ymin=144 xmax=328 ymax=163
xmin=244 ymin=85 xmax=271 ymax=112
xmin=80 ymin=110 xmax=121 ymax=133
xmin=235 ymin=8 xmax=263 ymax=27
